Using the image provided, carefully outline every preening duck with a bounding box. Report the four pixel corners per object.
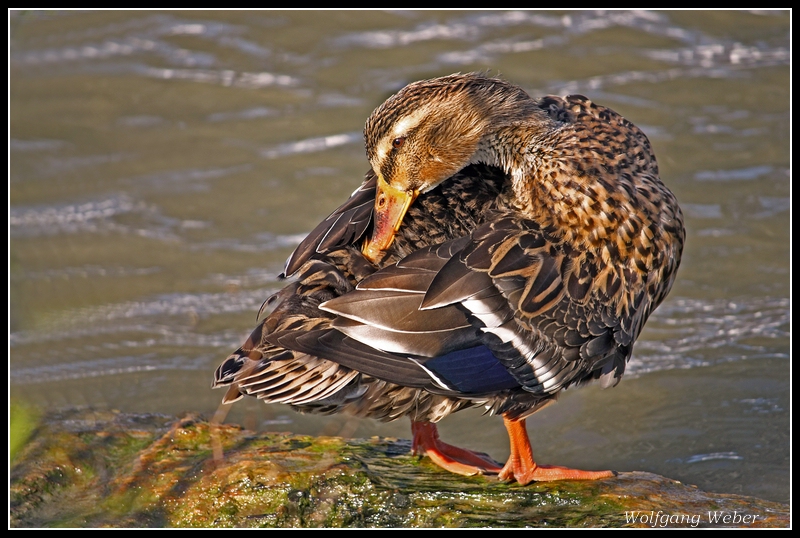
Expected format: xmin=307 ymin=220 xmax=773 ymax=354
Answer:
xmin=213 ymin=73 xmax=685 ymax=484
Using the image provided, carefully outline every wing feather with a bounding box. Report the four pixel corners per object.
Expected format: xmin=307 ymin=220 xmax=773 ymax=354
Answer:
xmin=282 ymin=171 xmax=376 ymax=277
xmin=316 ymin=213 xmax=645 ymax=397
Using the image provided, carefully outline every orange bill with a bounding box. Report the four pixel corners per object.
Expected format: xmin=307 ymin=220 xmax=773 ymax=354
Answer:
xmin=362 ymin=175 xmax=418 ymax=264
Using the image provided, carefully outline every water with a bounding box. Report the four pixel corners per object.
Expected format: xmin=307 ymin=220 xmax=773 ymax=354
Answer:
xmin=10 ymin=10 xmax=789 ymax=505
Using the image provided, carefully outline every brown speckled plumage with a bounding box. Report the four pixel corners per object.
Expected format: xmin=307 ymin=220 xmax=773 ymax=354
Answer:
xmin=213 ymin=73 xmax=685 ymax=483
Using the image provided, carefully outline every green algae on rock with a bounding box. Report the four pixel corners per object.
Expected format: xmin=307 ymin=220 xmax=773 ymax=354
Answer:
xmin=10 ymin=410 xmax=789 ymax=528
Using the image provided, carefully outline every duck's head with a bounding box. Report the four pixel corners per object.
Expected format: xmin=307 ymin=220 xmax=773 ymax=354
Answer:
xmin=361 ymin=73 xmax=541 ymax=263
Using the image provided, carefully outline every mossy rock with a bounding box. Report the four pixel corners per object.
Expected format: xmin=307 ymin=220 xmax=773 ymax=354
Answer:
xmin=10 ymin=409 xmax=789 ymax=528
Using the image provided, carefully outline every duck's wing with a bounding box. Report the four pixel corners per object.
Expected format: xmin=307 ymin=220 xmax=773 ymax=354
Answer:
xmin=213 ymin=259 xmax=364 ymax=406
xmin=319 ymin=215 xmax=663 ymax=398
xmin=276 ymin=240 xmax=512 ymax=393
xmin=282 ymin=171 xmax=376 ymax=277
xmin=430 ymin=215 xmax=650 ymax=391
xmin=214 ymin=249 xmax=471 ymax=406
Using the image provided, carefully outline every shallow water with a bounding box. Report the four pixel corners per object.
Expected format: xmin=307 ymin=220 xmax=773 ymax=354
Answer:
xmin=10 ymin=10 xmax=789 ymax=505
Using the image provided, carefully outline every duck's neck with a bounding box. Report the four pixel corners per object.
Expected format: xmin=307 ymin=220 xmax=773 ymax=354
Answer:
xmin=472 ymin=126 xmax=546 ymax=215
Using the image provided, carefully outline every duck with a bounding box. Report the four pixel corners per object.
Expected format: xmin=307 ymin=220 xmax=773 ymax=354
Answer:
xmin=213 ymin=73 xmax=685 ymax=484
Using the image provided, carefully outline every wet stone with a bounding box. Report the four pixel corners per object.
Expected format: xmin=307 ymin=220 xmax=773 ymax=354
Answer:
xmin=10 ymin=409 xmax=789 ymax=528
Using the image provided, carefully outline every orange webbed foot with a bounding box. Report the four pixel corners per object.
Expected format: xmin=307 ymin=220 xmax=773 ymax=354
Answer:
xmin=498 ymin=460 xmax=616 ymax=484
xmin=499 ymin=415 xmax=616 ymax=484
xmin=411 ymin=421 xmax=502 ymax=476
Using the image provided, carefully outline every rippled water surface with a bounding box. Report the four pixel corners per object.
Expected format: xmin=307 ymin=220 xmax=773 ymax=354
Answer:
xmin=10 ymin=10 xmax=789 ymax=505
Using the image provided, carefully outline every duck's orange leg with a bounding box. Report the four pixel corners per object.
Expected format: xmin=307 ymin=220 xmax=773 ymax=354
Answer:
xmin=498 ymin=415 xmax=616 ymax=484
xmin=411 ymin=421 xmax=502 ymax=476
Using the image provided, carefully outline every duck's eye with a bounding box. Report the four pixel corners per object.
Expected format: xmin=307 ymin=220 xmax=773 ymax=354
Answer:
xmin=392 ymin=137 xmax=406 ymax=149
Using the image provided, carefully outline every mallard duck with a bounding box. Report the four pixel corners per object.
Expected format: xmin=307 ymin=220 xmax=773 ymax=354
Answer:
xmin=213 ymin=73 xmax=685 ymax=484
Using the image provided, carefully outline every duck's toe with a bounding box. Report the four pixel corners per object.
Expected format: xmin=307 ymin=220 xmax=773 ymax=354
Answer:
xmin=411 ymin=421 xmax=503 ymax=476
